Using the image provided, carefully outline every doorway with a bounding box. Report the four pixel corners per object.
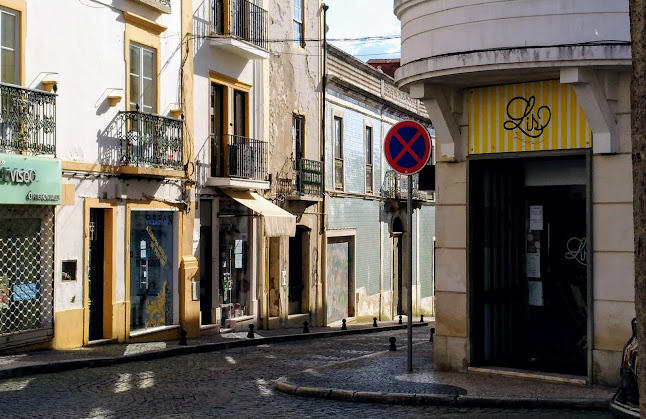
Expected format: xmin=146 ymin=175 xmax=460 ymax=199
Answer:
xmin=199 ymin=200 xmax=213 ymax=325
xmin=470 ymin=155 xmax=588 ymax=376
xmin=288 ymin=227 xmax=309 ymax=315
xmin=88 ymin=208 xmax=105 ymax=341
xmin=392 ymin=217 xmax=403 ymax=316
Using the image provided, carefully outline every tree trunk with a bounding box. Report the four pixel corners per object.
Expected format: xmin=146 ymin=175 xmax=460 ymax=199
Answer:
xmin=630 ymin=1 xmax=646 ymax=417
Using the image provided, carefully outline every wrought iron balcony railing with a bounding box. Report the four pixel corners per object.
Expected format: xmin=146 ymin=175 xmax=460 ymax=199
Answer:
xmin=211 ymin=0 xmax=268 ymax=50
xmin=0 ymin=83 xmax=56 ymax=155
xmin=275 ymin=158 xmax=324 ymax=198
xmin=211 ymin=134 xmax=268 ymax=181
xmin=296 ymin=158 xmax=323 ymax=196
xmin=381 ymin=169 xmax=424 ymax=200
xmin=117 ymin=107 xmax=183 ymax=170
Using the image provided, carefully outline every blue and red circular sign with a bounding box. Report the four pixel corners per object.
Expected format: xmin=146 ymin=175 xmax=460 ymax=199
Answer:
xmin=384 ymin=120 xmax=431 ymax=175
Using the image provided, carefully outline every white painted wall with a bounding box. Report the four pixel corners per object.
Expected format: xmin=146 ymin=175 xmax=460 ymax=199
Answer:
xmin=27 ymin=0 xmax=183 ymax=163
xmin=18 ymin=0 xmax=186 ymax=314
xmin=396 ymin=0 xmax=629 ymax=66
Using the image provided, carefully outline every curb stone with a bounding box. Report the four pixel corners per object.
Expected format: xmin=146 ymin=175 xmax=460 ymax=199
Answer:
xmin=0 ymin=323 xmax=428 ymax=380
xmin=275 ymin=379 xmax=611 ymax=411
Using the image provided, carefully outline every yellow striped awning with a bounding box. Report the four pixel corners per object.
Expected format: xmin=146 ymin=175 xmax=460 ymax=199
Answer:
xmin=468 ymin=80 xmax=591 ymax=154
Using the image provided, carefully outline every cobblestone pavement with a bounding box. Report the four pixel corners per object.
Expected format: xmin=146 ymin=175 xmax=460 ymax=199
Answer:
xmin=0 ymin=328 xmax=612 ymax=418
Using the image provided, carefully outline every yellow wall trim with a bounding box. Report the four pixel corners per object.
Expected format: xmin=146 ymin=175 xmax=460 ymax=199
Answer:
xmin=124 ymin=13 xmax=162 ymax=113
xmin=209 ymin=70 xmax=252 ymax=92
xmin=52 ymin=308 xmax=84 ymax=349
xmin=62 ymin=161 xmax=185 ymax=178
xmin=122 ymin=11 xmax=167 ymax=35
xmin=468 ymin=80 xmax=592 ymax=154
xmin=61 ymin=183 xmax=75 ymax=206
xmin=0 ymin=0 xmax=26 ymax=85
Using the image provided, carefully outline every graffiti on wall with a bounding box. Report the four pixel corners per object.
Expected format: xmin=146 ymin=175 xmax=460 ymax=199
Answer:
xmin=326 ymin=241 xmax=349 ymax=324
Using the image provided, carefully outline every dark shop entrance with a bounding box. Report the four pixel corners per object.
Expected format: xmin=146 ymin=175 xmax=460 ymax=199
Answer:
xmin=469 ymin=153 xmax=589 ymax=376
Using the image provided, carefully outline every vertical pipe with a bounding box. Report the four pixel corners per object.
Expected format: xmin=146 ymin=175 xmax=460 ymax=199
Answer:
xmin=408 ymin=175 xmax=413 ymax=372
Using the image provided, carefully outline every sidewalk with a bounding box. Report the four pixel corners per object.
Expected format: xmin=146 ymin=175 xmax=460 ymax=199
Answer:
xmin=274 ymin=326 xmax=615 ymax=411
xmin=0 ymin=319 xmax=423 ymax=379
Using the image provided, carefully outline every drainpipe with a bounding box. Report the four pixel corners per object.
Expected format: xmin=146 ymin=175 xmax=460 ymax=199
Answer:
xmin=321 ymin=3 xmax=328 ymax=234
xmin=318 ymin=3 xmax=329 ymax=327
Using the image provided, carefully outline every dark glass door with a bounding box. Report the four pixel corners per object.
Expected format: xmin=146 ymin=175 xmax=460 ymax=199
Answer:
xmin=288 ymin=228 xmax=304 ymax=314
xmin=525 ymin=185 xmax=587 ymax=375
xmin=89 ymin=208 xmax=104 ymax=341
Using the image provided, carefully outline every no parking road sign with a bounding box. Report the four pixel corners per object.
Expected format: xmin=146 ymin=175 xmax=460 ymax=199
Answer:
xmin=384 ymin=120 xmax=432 ymax=175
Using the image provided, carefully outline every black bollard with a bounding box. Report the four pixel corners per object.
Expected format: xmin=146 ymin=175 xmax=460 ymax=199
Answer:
xmin=420 ymin=314 xmax=424 ymax=322
xmin=179 ymin=329 xmax=188 ymax=346
xmin=341 ymin=319 xmax=347 ymax=330
xmin=373 ymin=317 xmax=378 ymax=327
xmin=398 ymin=315 xmax=402 ymax=325
xmin=430 ymin=326 xmax=435 ymax=342
xmin=303 ymin=321 xmax=310 ymax=333
xmin=247 ymin=324 xmax=255 ymax=339
xmin=389 ymin=336 xmax=397 ymax=351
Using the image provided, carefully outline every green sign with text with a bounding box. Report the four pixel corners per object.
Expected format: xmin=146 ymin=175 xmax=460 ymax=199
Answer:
xmin=0 ymin=153 xmax=62 ymax=205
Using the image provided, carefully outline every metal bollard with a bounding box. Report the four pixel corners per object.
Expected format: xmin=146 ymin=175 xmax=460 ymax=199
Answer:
xmin=389 ymin=336 xmax=397 ymax=351
xmin=430 ymin=326 xmax=435 ymax=342
xmin=420 ymin=314 xmax=424 ymax=322
xmin=341 ymin=319 xmax=347 ymax=330
xmin=399 ymin=315 xmax=402 ymax=325
xmin=373 ymin=317 xmax=378 ymax=327
xmin=247 ymin=324 xmax=255 ymax=339
xmin=179 ymin=329 xmax=188 ymax=346
xmin=303 ymin=321 xmax=310 ymax=333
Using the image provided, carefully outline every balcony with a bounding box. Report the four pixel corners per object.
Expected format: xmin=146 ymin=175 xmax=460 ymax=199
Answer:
xmin=116 ymin=108 xmax=183 ymax=171
xmin=210 ymin=0 xmax=269 ymax=60
xmin=130 ymin=0 xmax=171 ymax=13
xmin=275 ymin=158 xmax=324 ymax=202
xmin=381 ymin=170 xmax=434 ymax=203
xmin=0 ymin=83 xmax=56 ymax=156
xmin=207 ymin=134 xmax=269 ymax=189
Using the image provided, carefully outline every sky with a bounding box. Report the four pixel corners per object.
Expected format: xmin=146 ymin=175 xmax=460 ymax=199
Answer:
xmin=324 ymin=0 xmax=401 ymax=61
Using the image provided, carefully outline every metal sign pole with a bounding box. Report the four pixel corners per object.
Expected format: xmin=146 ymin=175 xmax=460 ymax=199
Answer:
xmin=407 ymin=174 xmax=413 ymax=373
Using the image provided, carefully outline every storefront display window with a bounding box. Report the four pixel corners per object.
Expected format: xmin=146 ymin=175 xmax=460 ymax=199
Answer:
xmin=130 ymin=211 xmax=176 ymax=331
xmin=218 ymin=199 xmax=250 ymax=325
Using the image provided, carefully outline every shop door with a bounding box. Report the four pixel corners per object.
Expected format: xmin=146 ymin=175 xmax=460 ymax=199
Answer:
xmin=525 ymin=185 xmax=587 ymax=375
xmin=471 ymin=162 xmax=525 ymax=368
xmin=288 ymin=228 xmax=304 ymax=314
xmin=88 ymin=208 xmax=104 ymax=341
xmin=217 ymin=211 xmax=250 ymax=327
xmin=199 ymin=200 xmax=213 ymax=325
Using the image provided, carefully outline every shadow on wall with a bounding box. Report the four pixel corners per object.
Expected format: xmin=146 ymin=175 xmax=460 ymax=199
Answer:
xmin=193 ymin=0 xmax=211 ymax=53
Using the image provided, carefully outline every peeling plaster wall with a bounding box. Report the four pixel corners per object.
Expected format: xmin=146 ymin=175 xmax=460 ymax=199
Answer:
xmin=267 ymin=0 xmax=322 ymax=184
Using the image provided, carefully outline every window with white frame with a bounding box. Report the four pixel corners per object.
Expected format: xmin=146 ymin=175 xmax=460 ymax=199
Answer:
xmin=333 ymin=116 xmax=343 ymax=190
xmin=365 ymin=124 xmax=373 ymax=193
xmin=129 ymin=43 xmax=156 ymax=113
xmin=293 ymin=0 xmax=304 ymax=47
xmin=0 ymin=8 xmax=18 ymax=84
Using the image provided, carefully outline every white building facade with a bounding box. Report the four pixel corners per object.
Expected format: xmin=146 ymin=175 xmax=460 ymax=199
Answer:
xmin=395 ymin=0 xmax=631 ymax=385
xmin=0 ymin=0 xmax=198 ymax=350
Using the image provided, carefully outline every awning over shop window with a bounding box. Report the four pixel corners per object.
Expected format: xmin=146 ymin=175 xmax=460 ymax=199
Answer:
xmin=223 ymin=190 xmax=296 ymax=237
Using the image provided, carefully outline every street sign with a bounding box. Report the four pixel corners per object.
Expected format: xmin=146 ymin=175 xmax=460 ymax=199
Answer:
xmin=384 ymin=120 xmax=431 ymax=175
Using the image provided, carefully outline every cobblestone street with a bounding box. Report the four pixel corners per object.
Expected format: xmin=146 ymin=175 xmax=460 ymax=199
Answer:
xmin=0 ymin=328 xmax=611 ymax=418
